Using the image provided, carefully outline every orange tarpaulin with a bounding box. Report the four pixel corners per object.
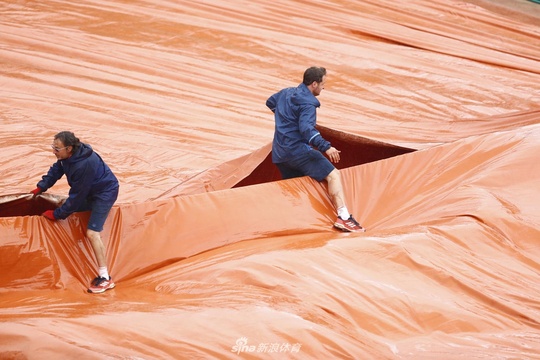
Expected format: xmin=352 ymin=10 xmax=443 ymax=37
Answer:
xmin=1 ymin=0 xmax=540 ymax=359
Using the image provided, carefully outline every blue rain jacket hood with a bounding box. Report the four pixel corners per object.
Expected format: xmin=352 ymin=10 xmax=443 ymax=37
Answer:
xmin=37 ymin=143 xmax=119 ymax=219
xmin=266 ymin=83 xmax=331 ymax=163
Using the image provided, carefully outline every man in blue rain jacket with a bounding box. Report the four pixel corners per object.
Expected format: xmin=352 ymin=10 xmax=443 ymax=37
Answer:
xmin=31 ymin=131 xmax=119 ymax=294
xmin=266 ymin=66 xmax=365 ymax=232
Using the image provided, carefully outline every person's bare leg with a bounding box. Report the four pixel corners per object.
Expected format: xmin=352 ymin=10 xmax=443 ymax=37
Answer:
xmin=87 ymin=229 xmax=107 ymax=268
xmin=325 ymin=168 xmax=346 ymax=210
xmin=326 ymin=169 xmax=365 ymax=232
xmin=86 ymin=229 xmax=115 ymax=293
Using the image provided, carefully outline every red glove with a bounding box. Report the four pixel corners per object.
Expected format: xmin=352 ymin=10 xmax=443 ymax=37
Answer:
xmin=42 ymin=210 xmax=56 ymax=220
xmin=30 ymin=187 xmax=43 ymax=198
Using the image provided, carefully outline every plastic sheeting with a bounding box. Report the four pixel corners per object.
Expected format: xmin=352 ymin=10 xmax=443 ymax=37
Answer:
xmin=1 ymin=0 xmax=540 ymax=359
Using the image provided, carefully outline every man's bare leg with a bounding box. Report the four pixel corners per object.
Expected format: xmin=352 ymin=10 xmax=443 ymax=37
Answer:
xmin=326 ymin=169 xmax=365 ymax=232
xmin=326 ymin=168 xmax=346 ymax=210
xmin=87 ymin=229 xmax=107 ymax=268
xmin=86 ymin=229 xmax=115 ymax=293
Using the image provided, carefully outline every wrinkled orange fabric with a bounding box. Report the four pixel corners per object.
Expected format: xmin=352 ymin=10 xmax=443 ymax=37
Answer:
xmin=1 ymin=0 xmax=540 ymax=359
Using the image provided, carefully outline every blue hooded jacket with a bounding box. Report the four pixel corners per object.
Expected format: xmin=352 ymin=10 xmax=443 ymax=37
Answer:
xmin=37 ymin=143 xmax=119 ymax=219
xmin=266 ymin=83 xmax=331 ymax=163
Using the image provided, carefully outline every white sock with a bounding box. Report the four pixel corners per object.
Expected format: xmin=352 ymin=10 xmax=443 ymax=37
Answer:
xmin=98 ymin=266 xmax=110 ymax=279
xmin=337 ymin=206 xmax=350 ymax=220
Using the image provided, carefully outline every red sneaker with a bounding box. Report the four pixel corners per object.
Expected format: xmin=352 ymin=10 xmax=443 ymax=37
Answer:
xmin=87 ymin=276 xmax=116 ymax=294
xmin=334 ymin=215 xmax=366 ymax=232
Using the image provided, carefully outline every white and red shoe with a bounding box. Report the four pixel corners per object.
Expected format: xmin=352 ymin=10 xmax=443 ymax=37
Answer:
xmin=87 ymin=276 xmax=116 ymax=294
xmin=334 ymin=215 xmax=366 ymax=232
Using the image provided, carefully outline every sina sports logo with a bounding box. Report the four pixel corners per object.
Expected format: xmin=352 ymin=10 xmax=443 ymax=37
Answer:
xmin=231 ymin=337 xmax=256 ymax=354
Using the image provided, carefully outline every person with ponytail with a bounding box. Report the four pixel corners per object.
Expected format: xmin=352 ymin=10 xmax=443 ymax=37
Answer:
xmin=30 ymin=131 xmax=119 ymax=294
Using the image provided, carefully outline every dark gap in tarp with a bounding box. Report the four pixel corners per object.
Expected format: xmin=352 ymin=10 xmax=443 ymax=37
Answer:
xmin=0 ymin=194 xmax=58 ymax=217
xmin=0 ymin=129 xmax=415 ymax=216
xmin=234 ymin=126 xmax=415 ymax=188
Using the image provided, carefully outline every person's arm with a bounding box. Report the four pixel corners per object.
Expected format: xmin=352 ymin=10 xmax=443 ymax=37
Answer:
xmin=299 ymin=105 xmax=331 ymax=153
xmin=266 ymin=91 xmax=281 ymax=113
xmin=36 ymin=161 xmax=65 ymax=193
xmin=324 ymin=146 xmax=341 ymax=163
xmin=53 ymin=161 xmax=96 ymax=219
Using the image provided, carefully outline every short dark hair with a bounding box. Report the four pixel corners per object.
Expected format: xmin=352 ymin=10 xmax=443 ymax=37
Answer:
xmin=303 ymin=66 xmax=326 ymax=85
xmin=54 ymin=131 xmax=81 ymax=151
